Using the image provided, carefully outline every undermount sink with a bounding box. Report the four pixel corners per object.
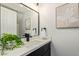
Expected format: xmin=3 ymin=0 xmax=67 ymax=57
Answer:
xmin=31 ymin=36 xmax=48 ymax=40
xmin=24 ymin=40 xmax=42 ymax=47
xmin=21 ymin=37 xmax=48 ymax=47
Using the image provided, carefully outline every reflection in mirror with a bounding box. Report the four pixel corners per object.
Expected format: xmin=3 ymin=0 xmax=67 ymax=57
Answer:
xmin=17 ymin=4 xmax=39 ymax=37
xmin=0 ymin=3 xmax=39 ymax=38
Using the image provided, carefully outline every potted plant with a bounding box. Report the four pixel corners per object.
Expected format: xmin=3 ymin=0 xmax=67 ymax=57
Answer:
xmin=0 ymin=33 xmax=23 ymax=55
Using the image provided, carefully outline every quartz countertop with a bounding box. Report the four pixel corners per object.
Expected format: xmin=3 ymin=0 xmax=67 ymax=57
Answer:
xmin=0 ymin=36 xmax=51 ymax=56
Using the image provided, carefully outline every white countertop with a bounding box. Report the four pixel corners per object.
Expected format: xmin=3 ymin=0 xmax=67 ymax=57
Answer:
xmin=0 ymin=36 xmax=51 ymax=56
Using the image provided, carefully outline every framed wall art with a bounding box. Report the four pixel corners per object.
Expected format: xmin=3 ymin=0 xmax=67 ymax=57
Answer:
xmin=56 ymin=3 xmax=79 ymax=28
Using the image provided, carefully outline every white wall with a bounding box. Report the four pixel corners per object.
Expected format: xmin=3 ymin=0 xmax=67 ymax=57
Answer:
xmin=39 ymin=4 xmax=52 ymax=38
xmin=39 ymin=3 xmax=79 ymax=56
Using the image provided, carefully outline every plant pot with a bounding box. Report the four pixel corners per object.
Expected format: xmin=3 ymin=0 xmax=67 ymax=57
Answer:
xmin=6 ymin=40 xmax=16 ymax=50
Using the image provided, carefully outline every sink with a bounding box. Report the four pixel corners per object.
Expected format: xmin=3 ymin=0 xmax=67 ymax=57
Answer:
xmin=31 ymin=36 xmax=48 ymax=40
xmin=24 ymin=40 xmax=42 ymax=48
xmin=21 ymin=36 xmax=49 ymax=48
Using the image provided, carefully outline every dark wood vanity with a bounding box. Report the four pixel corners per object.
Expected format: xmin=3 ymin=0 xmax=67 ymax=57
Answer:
xmin=27 ymin=42 xmax=51 ymax=56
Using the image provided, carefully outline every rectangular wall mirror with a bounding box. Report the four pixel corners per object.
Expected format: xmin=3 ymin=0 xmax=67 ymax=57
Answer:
xmin=0 ymin=3 xmax=39 ymax=37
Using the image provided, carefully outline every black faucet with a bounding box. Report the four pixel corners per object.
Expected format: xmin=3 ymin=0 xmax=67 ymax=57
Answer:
xmin=23 ymin=33 xmax=32 ymax=42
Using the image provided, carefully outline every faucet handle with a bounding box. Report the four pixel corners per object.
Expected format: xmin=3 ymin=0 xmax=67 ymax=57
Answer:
xmin=41 ymin=27 xmax=46 ymax=32
xmin=33 ymin=28 xmax=37 ymax=34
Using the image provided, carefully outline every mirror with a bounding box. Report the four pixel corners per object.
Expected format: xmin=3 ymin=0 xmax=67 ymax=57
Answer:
xmin=0 ymin=3 xmax=39 ymax=37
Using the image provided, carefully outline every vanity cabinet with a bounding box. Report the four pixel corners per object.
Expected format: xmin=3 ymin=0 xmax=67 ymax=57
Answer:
xmin=27 ymin=42 xmax=51 ymax=56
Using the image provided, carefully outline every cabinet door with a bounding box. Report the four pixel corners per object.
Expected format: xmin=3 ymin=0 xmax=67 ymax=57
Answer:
xmin=1 ymin=6 xmax=17 ymax=35
xmin=27 ymin=42 xmax=51 ymax=56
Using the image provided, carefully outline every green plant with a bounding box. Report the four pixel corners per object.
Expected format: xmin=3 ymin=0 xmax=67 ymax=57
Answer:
xmin=0 ymin=33 xmax=23 ymax=55
xmin=12 ymin=35 xmax=23 ymax=47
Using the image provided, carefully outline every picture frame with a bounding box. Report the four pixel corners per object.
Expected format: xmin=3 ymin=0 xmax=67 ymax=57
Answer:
xmin=25 ymin=18 xmax=31 ymax=30
xmin=56 ymin=3 xmax=79 ymax=28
